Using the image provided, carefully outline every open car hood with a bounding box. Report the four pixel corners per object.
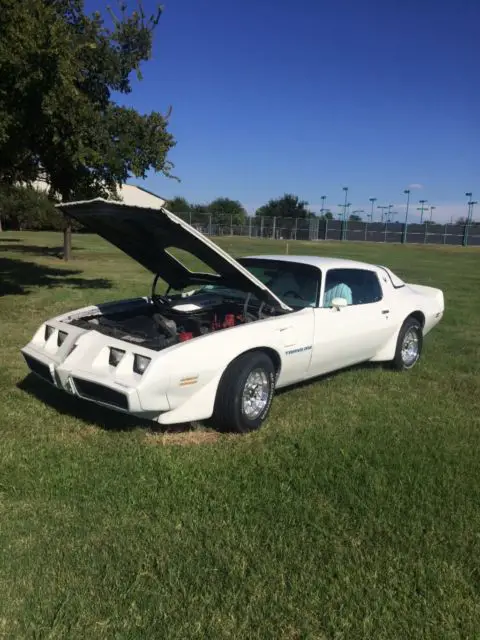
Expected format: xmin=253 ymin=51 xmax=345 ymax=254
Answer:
xmin=58 ymin=198 xmax=291 ymax=311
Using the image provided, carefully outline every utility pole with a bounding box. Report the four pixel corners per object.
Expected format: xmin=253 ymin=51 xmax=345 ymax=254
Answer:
xmin=402 ymin=189 xmax=410 ymax=244
xmin=417 ymin=199 xmax=428 ymax=222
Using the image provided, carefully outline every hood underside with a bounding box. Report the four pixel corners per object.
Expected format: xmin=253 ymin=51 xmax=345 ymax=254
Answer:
xmin=58 ymin=198 xmax=290 ymax=311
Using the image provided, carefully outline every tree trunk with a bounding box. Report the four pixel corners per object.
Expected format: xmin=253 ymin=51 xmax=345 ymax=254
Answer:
xmin=63 ymin=223 xmax=72 ymax=261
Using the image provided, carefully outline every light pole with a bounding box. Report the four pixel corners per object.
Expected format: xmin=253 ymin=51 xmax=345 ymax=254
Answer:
xmin=429 ymin=205 xmax=436 ymax=223
xmin=341 ymin=187 xmax=348 ymax=240
xmin=417 ymin=199 xmax=428 ymax=222
xmin=402 ymin=189 xmax=410 ymax=243
xmin=387 ymin=204 xmax=394 ymax=221
xmin=465 ymin=192 xmax=473 ymax=224
xmin=320 ymin=195 xmax=327 ymax=216
xmin=342 ymin=187 xmax=349 ymax=220
xmin=464 ymin=193 xmax=477 ymax=246
xmin=377 ymin=205 xmax=388 ymax=222
xmin=369 ymin=197 xmax=377 ymax=221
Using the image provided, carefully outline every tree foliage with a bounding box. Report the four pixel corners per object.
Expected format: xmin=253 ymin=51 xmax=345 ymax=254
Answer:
xmin=207 ymin=197 xmax=246 ymax=225
xmin=166 ymin=197 xmax=246 ymax=225
xmin=255 ymin=194 xmax=313 ymax=219
xmin=166 ymin=197 xmax=191 ymax=214
xmin=0 ymin=0 xmax=175 ymax=200
xmin=0 ymin=185 xmax=62 ymax=231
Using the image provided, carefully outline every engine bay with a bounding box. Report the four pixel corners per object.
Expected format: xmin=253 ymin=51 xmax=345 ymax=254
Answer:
xmin=67 ymin=292 xmax=277 ymax=351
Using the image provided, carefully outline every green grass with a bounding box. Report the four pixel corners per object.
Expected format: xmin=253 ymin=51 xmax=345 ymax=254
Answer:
xmin=1 ymin=231 xmax=480 ymax=639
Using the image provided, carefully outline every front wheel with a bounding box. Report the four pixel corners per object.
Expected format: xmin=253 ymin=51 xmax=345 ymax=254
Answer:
xmin=212 ymin=351 xmax=276 ymax=433
xmin=391 ymin=317 xmax=423 ymax=371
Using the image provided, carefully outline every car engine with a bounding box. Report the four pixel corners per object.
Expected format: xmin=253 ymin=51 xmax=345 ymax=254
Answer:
xmin=67 ymin=293 xmax=275 ymax=351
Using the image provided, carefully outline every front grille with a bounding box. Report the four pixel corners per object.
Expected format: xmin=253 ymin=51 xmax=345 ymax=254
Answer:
xmin=72 ymin=377 xmax=129 ymax=411
xmin=23 ymin=354 xmax=54 ymax=383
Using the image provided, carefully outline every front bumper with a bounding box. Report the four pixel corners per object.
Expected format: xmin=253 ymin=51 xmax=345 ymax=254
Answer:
xmin=21 ymin=343 xmax=169 ymax=418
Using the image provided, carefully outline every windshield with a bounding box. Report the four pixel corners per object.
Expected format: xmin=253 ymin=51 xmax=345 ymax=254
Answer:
xmin=190 ymin=258 xmax=321 ymax=309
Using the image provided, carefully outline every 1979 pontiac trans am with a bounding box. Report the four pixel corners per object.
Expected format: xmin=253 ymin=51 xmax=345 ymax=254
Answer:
xmin=21 ymin=199 xmax=444 ymax=432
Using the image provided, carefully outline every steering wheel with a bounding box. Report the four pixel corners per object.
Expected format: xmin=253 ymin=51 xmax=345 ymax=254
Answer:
xmin=284 ymin=290 xmax=304 ymax=300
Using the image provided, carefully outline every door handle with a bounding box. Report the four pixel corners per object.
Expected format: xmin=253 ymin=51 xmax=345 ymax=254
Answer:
xmin=382 ymin=309 xmax=389 ymax=314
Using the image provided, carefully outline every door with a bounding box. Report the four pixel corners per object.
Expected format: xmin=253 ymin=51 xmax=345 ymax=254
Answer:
xmin=308 ymin=268 xmax=394 ymax=377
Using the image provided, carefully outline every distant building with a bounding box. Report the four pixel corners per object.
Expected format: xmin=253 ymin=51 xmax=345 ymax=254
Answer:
xmin=114 ymin=184 xmax=166 ymax=209
xmin=30 ymin=179 xmax=166 ymax=209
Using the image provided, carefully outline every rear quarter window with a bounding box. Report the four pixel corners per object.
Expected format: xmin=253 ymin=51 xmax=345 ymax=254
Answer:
xmin=323 ymin=268 xmax=383 ymax=306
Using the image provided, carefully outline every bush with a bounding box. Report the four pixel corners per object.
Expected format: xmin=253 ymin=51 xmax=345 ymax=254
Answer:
xmin=0 ymin=185 xmax=79 ymax=231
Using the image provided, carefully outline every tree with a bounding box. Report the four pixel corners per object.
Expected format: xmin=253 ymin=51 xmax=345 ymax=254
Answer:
xmin=167 ymin=197 xmax=191 ymax=214
xmin=0 ymin=0 xmax=175 ymax=203
xmin=323 ymin=210 xmax=334 ymax=220
xmin=190 ymin=203 xmax=210 ymax=224
xmin=0 ymin=185 xmax=62 ymax=230
xmin=255 ymin=194 xmax=313 ymax=219
xmin=349 ymin=213 xmax=362 ymax=222
xmin=207 ymin=197 xmax=246 ymax=225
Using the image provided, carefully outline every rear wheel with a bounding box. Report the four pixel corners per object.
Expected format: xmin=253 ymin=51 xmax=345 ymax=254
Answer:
xmin=391 ymin=317 xmax=423 ymax=370
xmin=212 ymin=351 xmax=276 ymax=433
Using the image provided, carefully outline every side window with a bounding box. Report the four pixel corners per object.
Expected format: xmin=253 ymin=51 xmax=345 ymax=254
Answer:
xmin=323 ymin=269 xmax=383 ymax=307
xmin=240 ymin=259 xmax=321 ymax=308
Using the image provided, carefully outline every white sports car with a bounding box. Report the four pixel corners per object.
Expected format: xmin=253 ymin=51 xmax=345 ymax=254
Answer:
xmin=21 ymin=199 xmax=444 ymax=432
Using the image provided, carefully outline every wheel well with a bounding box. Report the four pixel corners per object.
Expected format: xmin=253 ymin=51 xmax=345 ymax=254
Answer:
xmin=408 ymin=310 xmax=425 ymax=328
xmin=237 ymin=347 xmax=282 ymax=375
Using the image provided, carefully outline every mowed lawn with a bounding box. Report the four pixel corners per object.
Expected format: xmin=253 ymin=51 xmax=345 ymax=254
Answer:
xmin=1 ymin=231 xmax=480 ymax=639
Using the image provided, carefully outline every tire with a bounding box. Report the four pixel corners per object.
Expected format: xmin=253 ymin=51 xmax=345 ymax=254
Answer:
xmin=391 ymin=316 xmax=423 ymax=371
xmin=212 ymin=351 xmax=276 ymax=433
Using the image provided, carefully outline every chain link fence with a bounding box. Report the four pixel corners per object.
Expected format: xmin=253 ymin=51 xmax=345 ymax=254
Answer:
xmin=174 ymin=213 xmax=480 ymax=247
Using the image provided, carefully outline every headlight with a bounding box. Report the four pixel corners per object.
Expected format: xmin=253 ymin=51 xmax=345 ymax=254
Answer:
xmin=44 ymin=325 xmax=55 ymax=341
xmin=109 ymin=347 xmax=125 ymax=367
xmin=133 ymin=354 xmax=151 ymax=375
xmin=57 ymin=330 xmax=68 ymax=346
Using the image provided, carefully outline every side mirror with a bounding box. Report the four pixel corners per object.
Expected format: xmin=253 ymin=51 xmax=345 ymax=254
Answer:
xmin=331 ymin=297 xmax=348 ymax=310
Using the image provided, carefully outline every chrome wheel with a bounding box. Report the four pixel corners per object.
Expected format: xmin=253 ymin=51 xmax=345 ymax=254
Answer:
xmin=401 ymin=327 xmax=420 ymax=367
xmin=241 ymin=368 xmax=270 ymax=419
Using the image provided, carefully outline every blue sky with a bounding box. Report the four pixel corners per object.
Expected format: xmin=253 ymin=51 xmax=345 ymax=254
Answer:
xmin=94 ymin=0 xmax=478 ymax=222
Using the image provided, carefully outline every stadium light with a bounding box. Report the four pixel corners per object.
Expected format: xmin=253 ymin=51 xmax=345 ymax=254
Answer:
xmin=463 ymin=194 xmax=476 ymax=246
xmin=341 ymin=188 xmax=349 ymax=241
xmin=377 ymin=205 xmax=388 ymax=222
xmin=402 ymin=189 xmax=410 ymax=243
xmin=417 ymin=200 xmax=428 ymax=222
xmin=320 ymin=195 xmax=327 ymax=216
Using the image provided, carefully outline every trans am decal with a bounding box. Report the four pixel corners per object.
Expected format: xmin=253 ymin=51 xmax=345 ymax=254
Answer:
xmin=285 ymin=345 xmax=312 ymax=356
